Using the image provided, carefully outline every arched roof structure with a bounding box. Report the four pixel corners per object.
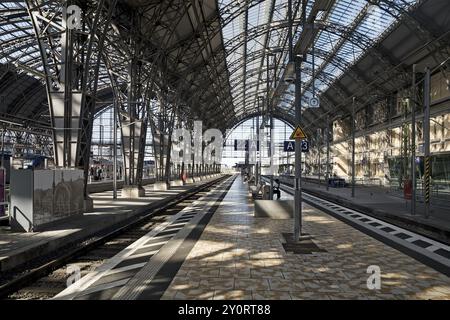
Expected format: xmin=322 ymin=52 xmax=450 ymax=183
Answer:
xmin=0 ymin=0 xmax=449 ymax=136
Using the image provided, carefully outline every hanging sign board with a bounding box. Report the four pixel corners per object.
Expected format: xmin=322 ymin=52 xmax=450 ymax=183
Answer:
xmin=284 ymin=141 xmax=295 ymax=152
xmin=283 ymin=141 xmax=309 ymax=153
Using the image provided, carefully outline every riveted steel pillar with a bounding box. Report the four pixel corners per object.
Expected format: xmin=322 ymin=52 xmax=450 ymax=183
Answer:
xmin=351 ymin=97 xmax=356 ymax=198
xmin=26 ymin=0 xmax=117 ymax=209
xmin=326 ymin=116 xmax=330 ymax=192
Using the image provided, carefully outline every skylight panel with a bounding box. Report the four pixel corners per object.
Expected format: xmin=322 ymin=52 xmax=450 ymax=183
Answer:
xmin=329 ymin=0 xmax=365 ymax=25
xmin=219 ymin=0 xmax=420 ymax=118
xmin=356 ymin=4 xmax=395 ymax=42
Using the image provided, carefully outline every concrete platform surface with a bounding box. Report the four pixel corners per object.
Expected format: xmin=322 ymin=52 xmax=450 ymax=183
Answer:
xmin=53 ymin=176 xmax=236 ymax=300
xmin=160 ymin=175 xmax=450 ymax=300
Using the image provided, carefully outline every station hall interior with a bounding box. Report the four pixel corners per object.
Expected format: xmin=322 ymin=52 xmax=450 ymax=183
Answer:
xmin=0 ymin=0 xmax=449 ymax=301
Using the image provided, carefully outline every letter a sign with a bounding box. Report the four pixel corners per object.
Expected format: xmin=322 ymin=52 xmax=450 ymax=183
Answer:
xmin=284 ymin=141 xmax=295 ymax=152
xmin=290 ymin=125 xmax=307 ymax=140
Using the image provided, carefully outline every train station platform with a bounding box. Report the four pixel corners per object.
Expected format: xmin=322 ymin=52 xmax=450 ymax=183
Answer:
xmin=54 ymin=174 xmax=449 ymax=300
xmin=0 ymin=175 xmax=223 ymax=274
xmin=298 ymin=179 xmax=450 ymax=245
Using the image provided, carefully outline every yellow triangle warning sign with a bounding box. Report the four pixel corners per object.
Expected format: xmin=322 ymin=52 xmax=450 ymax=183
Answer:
xmin=290 ymin=125 xmax=307 ymax=140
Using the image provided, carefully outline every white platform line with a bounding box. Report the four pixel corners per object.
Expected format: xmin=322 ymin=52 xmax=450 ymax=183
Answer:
xmin=72 ymin=278 xmax=131 ymax=298
xmin=106 ymin=262 xmax=147 ymax=276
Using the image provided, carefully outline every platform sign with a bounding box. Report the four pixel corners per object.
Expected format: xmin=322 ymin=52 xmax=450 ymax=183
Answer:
xmin=283 ymin=140 xmax=309 ymax=153
xmin=284 ymin=141 xmax=295 ymax=152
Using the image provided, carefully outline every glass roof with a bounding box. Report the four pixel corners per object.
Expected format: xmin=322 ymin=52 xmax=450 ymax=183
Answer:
xmin=0 ymin=2 xmax=36 ymax=67
xmin=0 ymin=1 xmax=110 ymax=87
xmin=0 ymin=0 xmax=423 ymax=130
xmin=218 ymin=0 xmax=421 ymax=118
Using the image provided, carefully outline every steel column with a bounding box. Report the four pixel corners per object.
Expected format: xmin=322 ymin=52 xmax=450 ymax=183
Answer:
xmin=326 ymin=116 xmax=330 ymax=192
xmin=113 ymin=99 xmax=118 ymax=199
xmin=267 ymin=53 xmax=274 ymax=199
xmin=351 ymin=97 xmax=356 ymax=198
xmin=423 ymin=68 xmax=431 ymax=218
xmin=411 ymin=64 xmax=416 ymax=215
xmin=294 ymin=55 xmax=302 ymax=241
xmin=256 ymin=116 xmax=260 ymax=185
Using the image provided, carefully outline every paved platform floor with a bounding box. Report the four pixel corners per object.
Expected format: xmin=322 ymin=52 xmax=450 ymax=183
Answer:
xmin=302 ymin=179 xmax=450 ymax=232
xmin=0 ymin=175 xmax=221 ymax=272
xmin=53 ymin=176 xmax=235 ymax=300
xmin=161 ymin=175 xmax=450 ymax=300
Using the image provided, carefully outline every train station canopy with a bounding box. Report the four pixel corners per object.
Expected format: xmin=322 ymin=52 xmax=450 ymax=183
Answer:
xmin=0 ymin=0 xmax=449 ymax=134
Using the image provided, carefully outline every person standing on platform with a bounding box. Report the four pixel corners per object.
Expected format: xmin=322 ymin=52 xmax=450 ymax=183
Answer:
xmin=273 ymin=178 xmax=281 ymax=200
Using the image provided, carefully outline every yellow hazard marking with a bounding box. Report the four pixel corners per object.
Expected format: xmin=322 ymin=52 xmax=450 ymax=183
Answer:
xmin=290 ymin=125 xmax=307 ymax=140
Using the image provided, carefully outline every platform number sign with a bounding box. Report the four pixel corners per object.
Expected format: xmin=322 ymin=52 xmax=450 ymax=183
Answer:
xmin=301 ymin=140 xmax=309 ymax=152
xmin=284 ymin=141 xmax=295 ymax=152
xmin=283 ymin=140 xmax=309 ymax=153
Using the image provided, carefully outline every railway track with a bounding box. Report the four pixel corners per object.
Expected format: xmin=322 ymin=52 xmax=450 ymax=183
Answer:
xmin=0 ymin=176 xmax=231 ymax=300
